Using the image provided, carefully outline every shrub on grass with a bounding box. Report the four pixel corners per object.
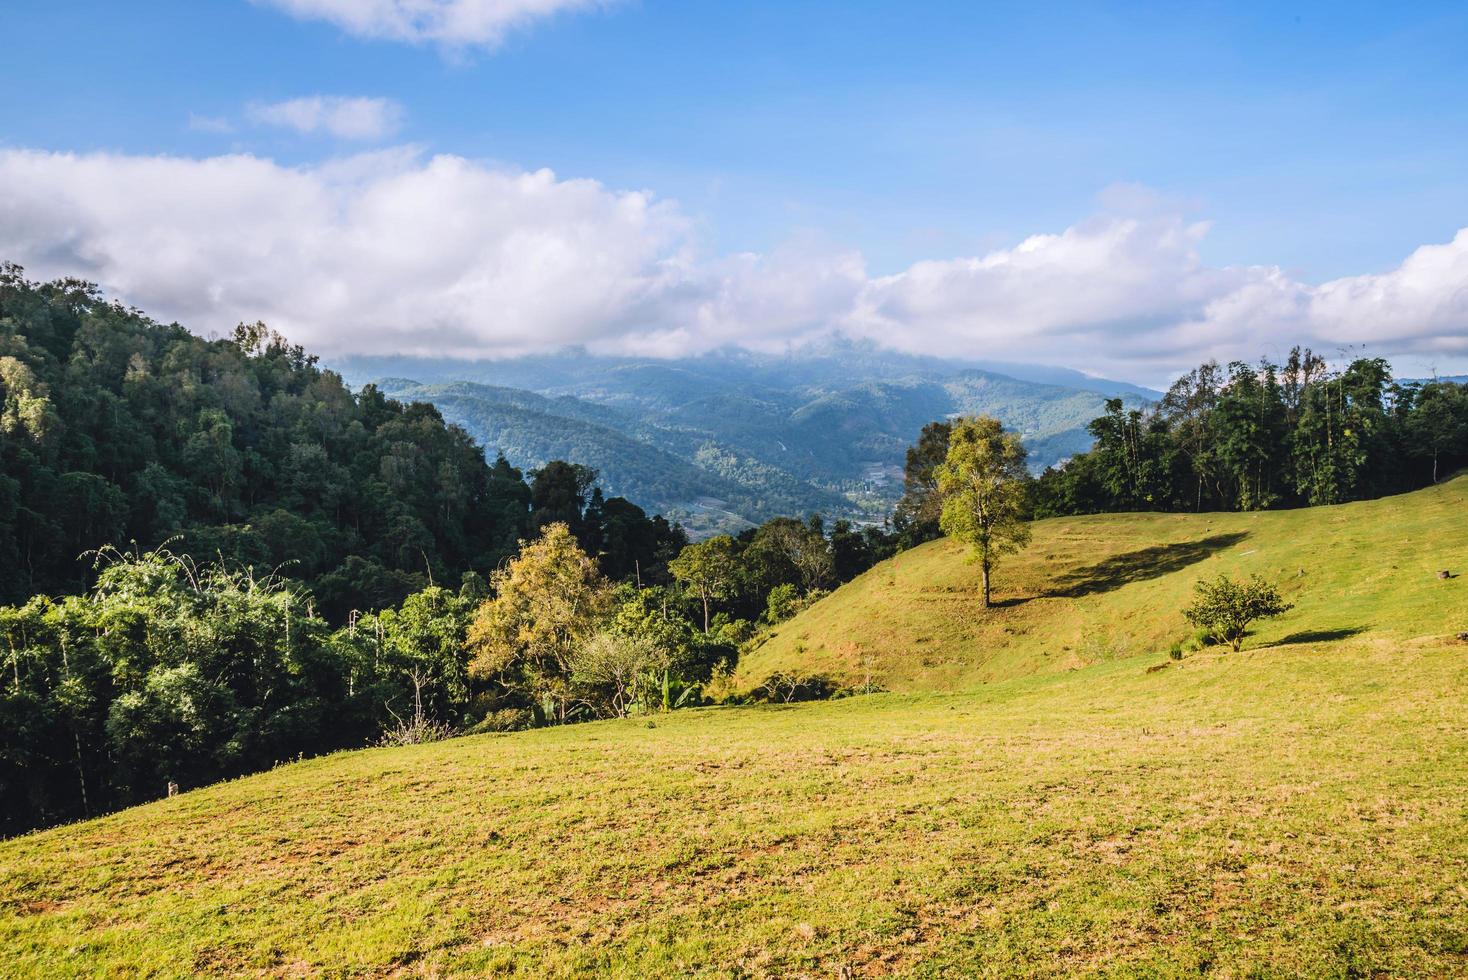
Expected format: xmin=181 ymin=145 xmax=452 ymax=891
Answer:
xmin=1183 ymin=574 xmax=1294 ymax=652
xmin=377 ymin=716 xmax=457 ymax=747
xmin=468 ymin=708 xmax=534 ymax=734
xmin=763 ymin=583 xmax=801 ymax=625
xmin=754 ymin=671 xmax=842 ymax=704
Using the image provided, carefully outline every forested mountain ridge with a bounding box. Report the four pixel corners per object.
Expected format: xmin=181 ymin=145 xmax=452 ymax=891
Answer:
xmin=376 ymin=379 xmax=850 ymax=531
xmin=355 ymin=347 xmax=1149 ymax=535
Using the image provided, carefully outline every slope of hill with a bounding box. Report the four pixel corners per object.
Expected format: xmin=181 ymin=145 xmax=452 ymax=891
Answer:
xmin=736 ymin=475 xmax=1468 ymax=692
xmin=352 ymin=346 xmax=1150 ymax=534
xmin=2 ymin=483 xmax=1465 ymax=976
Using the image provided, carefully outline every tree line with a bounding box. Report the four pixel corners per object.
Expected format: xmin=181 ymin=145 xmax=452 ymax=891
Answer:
xmin=0 ymin=512 xmax=893 ymax=835
xmin=892 ymin=350 xmax=1468 ymax=539
xmin=1034 ymin=351 xmax=1468 ymax=516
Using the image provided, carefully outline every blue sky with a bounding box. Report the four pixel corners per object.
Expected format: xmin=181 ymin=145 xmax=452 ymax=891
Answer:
xmin=2 ymin=0 xmax=1466 ymax=381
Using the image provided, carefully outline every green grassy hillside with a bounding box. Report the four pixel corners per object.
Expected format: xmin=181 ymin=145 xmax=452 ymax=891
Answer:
xmin=737 ymin=475 xmax=1468 ymax=693
xmin=3 ymin=483 xmax=1466 ymax=976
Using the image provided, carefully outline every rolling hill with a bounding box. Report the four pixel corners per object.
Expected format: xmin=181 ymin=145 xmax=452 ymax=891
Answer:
xmin=735 ymin=474 xmax=1468 ymax=692
xmin=2 ymin=481 xmax=1465 ymax=976
xmin=351 ymin=344 xmax=1152 ymax=535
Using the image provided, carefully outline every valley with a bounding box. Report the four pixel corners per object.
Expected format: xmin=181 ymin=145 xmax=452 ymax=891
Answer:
xmin=341 ymin=345 xmax=1152 ymax=536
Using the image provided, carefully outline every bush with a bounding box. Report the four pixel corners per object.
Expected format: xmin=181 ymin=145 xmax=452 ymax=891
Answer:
xmin=467 ymin=708 xmax=534 ymax=734
xmin=376 ymin=717 xmax=457 ymax=747
xmin=754 ymin=671 xmax=842 ymax=704
xmin=763 ymin=583 xmax=801 ymax=624
xmin=1183 ymin=574 xmax=1294 ymax=652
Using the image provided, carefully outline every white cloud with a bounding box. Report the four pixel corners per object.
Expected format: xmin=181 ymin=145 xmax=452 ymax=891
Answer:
xmin=255 ymin=0 xmax=605 ymax=50
xmin=845 ymin=214 xmax=1468 ymax=378
xmin=0 ymin=146 xmax=1465 ymax=382
xmin=0 ymin=148 xmax=690 ymax=358
xmin=247 ymin=96 xmax=404 ymax=140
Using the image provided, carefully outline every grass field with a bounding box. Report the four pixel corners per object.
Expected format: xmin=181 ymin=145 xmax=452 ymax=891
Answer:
xmin=2 ymin=481 xmax=1467 ymax=977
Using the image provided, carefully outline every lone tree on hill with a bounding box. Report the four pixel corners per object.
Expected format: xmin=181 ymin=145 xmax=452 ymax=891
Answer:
xmin=1183 ymin=573 xmax=1294 ymax=651
xmin=936 ymin=415 xmax=1032 ymax=608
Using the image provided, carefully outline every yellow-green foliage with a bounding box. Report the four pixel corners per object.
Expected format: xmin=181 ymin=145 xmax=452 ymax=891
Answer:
xmin=738 ymin=475 xmax=1468 ymax=692
xmin=2 ymin=480 xmax=1466 ymax=976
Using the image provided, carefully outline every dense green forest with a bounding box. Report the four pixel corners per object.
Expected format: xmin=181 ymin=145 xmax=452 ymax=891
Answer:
xmin=1 ymin=265 xmax=513 ymax=614
xmin=1033 ymin=351 xmax=1468 ymax=516
xmin=887 ymin=350 xmax=1468 ymax=543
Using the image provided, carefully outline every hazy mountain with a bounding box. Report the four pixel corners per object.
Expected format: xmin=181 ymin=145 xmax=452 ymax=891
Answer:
xmin=336 ymin=338 xmax=1161 ymax=399
xmin=1403 ymin=375 xmax=1468 ymax=385
xmin=340 ymin=344 xmax=1152 ymax=535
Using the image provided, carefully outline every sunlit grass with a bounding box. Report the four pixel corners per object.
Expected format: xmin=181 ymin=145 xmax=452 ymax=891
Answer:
xmin=738 ymin=475 xmax=1468 ymax=691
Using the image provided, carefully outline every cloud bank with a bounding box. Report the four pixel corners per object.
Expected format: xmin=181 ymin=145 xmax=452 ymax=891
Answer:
xmin=1 ymin=147 xmax=1465 ymax=382
xmin=255 ymin=0 xmax=605 ymax=50
xmin=246 ymin=96 xmax=404 ymax=140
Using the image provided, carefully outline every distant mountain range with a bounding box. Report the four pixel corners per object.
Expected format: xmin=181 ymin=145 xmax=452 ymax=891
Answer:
xmin=332 ymin=341 xmax=1155 ymax=535
xmin=1404 ymin=375 xmax=1468 ymax=386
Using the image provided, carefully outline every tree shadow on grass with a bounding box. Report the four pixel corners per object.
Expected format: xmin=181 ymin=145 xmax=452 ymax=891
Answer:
xmin=1270 ymin=626 xmax=1367 ymax=646
xmin=1043 ymin=532 xmax=1250 ymax=599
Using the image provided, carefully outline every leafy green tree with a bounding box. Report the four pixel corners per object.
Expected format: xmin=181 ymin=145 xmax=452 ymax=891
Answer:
xmin=568 ymin=631 xmax=660 ymax=718
xmin=466 ymin=523 xmax=613 ymax=723
xmin=1292 ymin=359 xmax=1391 ymax=505
xmin=614 ymin=583 xmax=727 ymax=684
xmin=936 ymin=416 xmax=1032 ymax=608
xmin=829 ymin=519 xmax=894 ymax=581
xmin=371 ymin=585 xmax=473 ymax=729
xmin=892 ymin=420 xmax=951 ymax=548
xmin=529 ymin=461 xmax=597 ymax=537
xmin=669 ymin=535 xmax=739 ymax=631
xmin=1183 ymin=574 xmax=1294 ymax=652
xmin=588 ymin=494 xmax=687 ymax=584
xmin=0 ymin=354 xmax=59 ymax=443
xmin=1406 ymin=381 xmax=1468 ymax=484
xmin=1213 ymin=361 xmax=1287 ymax=511
xmin=763 ymin=582 xmax=801 ymax=625
xmin=747 ymin=517 xmax=833 ymax=595
xmin=1158 ymin=361 xmax=1222 ymax=511
xmin=1086 ymin=398 xmax=1178 ymax=509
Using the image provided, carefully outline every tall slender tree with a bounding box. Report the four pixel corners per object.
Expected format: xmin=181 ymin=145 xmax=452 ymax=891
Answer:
xmin=668 ymin=535 xmax=738 ymax=631
xmin=935 ymin=416 xmax=1032 ymax=608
